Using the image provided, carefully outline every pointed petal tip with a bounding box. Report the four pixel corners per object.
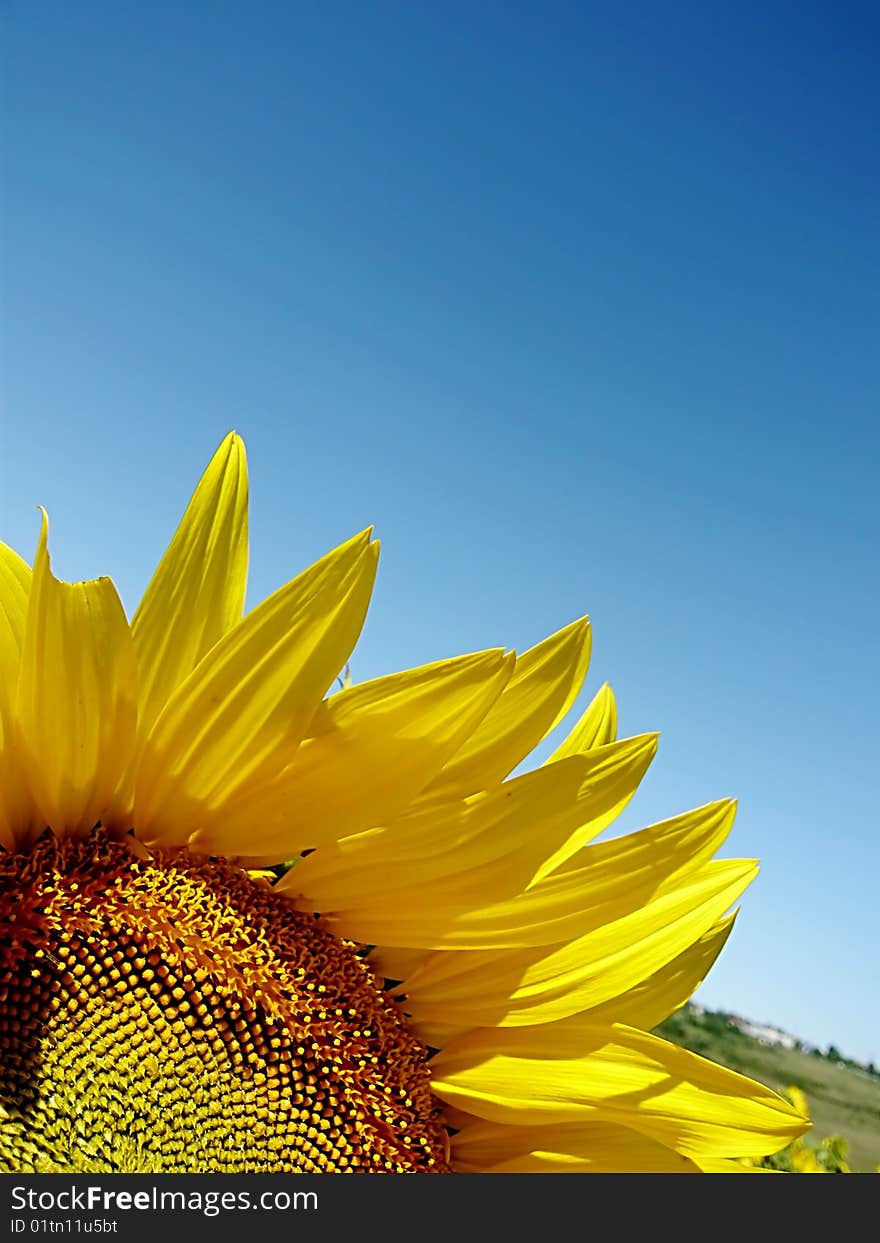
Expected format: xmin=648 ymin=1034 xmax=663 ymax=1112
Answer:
xmin=212 ymin=429 xmax=247 ymax=460
xmin=701 ymin=795 xmax=737 ymax=816
xmin=564 ymin=614 xmax=591 ymax=636
xmin=33 ymin=507 xmax=50 ymax=569
xmin=434 ymin=646 xmax=513 ymax=675
xmin=485 ymin=647 xmax=515 ymax=674
xmin=725 ymin=857 xmax=758 ymax=874
xmin=332 ymin=527 xmax=380 ymax=563
xmin=206 ymin=431 xmax=248 ymax=485
xmin=486 ymin=647 xmax=515 ymax=682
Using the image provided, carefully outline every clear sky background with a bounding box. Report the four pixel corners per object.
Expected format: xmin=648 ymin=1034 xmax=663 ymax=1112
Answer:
xmin=2 ymin=3 xmax=877 ymax=1061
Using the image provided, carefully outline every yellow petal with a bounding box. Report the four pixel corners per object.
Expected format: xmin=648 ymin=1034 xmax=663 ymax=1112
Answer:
xmin=297 ymin=796 xmax=737 ymax=950
xmin=367 ymin=946 xmax=432 ymax=984
xmin=282 ymin=734 xmax=657 ymax=918
xmin=280 ymin=753 xmax=594 ymax=907
xmin=0 ymin=543 xmax=30 ymax=670
xmin=131 ymin=432 xmax=249 ymax=738
xmin=134 ymin=530 xmax=378 ymax=844
xmin=420 ymin=618 xmax=591 ymax=802
xmin=549 ymin=790 xmax=738 ymax=882
xmin=544 ymin=682 xmax=617 ymax=762
xmin=583 ymin=913 xmax=737 ymax=1031
xmin=431 ymin=1020 xmax=810 ymax=1160
xmin=190 ymin=648 xmax=513 ymax=857
xmin=0 ymin=543 xmax=33 ymax=847
xmin=401 ymin=861 xmax=754 ymax=1033
xmin=532 ymin=731 xmax=658 ymax=880
xmin=452 ymin=1119 xmax=698 ymax=1173
xmin=16 ymin=512 xmax=138 ymax=834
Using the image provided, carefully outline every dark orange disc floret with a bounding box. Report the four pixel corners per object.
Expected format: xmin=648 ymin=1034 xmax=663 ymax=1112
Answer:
xmin=0 ymin=829 xmax=451 ymax=1173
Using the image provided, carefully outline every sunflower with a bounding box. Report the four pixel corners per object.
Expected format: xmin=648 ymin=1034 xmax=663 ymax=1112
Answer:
xmin=0 ymin=433 xmax=807 ymax=1174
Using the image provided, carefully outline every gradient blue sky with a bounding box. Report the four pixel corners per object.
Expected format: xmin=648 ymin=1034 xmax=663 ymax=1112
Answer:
xmin=2 ymin=2 xmax=878 ymax=1061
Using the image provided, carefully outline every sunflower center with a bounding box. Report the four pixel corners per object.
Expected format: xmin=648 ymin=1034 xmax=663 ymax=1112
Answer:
xmin=0 ymin=830 xmax=450 ymax=1173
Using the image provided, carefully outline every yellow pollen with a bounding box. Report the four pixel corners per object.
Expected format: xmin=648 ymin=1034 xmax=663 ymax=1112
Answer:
xmin=0 ymin=830 xmax=450 ymax=1174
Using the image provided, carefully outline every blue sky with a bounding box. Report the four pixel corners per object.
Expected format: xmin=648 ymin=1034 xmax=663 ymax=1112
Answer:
xmin=2 ymin=2 xmax=878 ymax=1061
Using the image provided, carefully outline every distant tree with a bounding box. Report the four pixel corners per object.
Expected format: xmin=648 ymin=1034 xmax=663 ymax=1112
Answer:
xmin=826 ymin=1044 xmax=842 ymax=1062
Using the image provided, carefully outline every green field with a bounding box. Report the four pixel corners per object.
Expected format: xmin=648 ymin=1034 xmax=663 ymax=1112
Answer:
xmin=655 ymin=1006 xmax=880 ymax=1172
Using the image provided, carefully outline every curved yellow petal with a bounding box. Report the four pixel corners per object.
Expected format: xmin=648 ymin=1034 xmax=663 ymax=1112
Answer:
xmin=134 ymin=531 xmax=378 ymax=844
xmin=401 ymin=861 xmax=754 ymax=1033
xmin=532 ymin=732 xmax=658 ymax=880
xmin=420 ymin=618 xmax=591 ymax=802
xmin=550 ymin=791 xmax=739 ymax=882
xmin=583 ymin=912 xmax=737 ymax=1031
xmin=190 ymin=648 xmax=513 ymax=857
xmin=544 ymin=682 xmax=617 ymax=762
xmin=0 ymin=543 xmax=34 ymax=847
xmin=298 ymin=797 xmax=737 ymax=950
xmin=430 ymin=1020 xmax=810 ymax=1160
xmin=16 ymin=513 xmax=137 ymax=835
xmin=283 ymin=734 xmax=657 ymax=916
xmin=131 ymin=432 xmax=249 ymax=738
xmin=452 ymin=1119 xmax=698 ymax=1173
xmin=281 ymin=753 xmax=594 ymax=907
